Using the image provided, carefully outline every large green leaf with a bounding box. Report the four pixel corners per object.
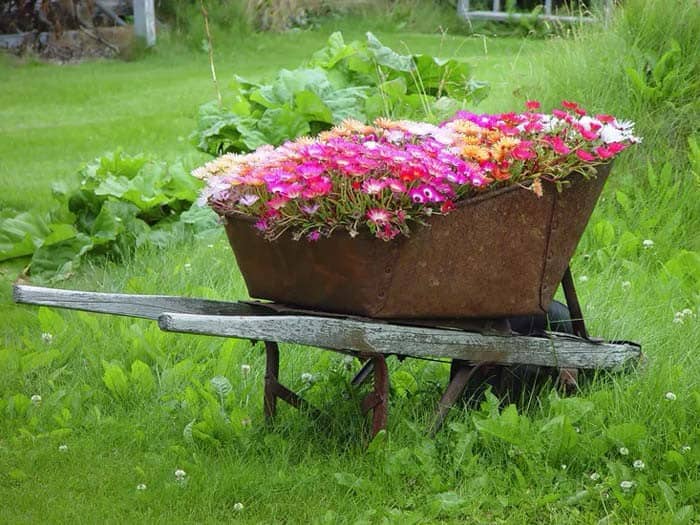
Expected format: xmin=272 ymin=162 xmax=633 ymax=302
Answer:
xmin=30 ymin=233 xmax=94 ymax=282
xmin=365 ymin=32 xmax=415 ymax=72
xmin=258 ymin=108 xmax=311 ymax=145
xmin=0 ymin=211 xmax=51 ymax=261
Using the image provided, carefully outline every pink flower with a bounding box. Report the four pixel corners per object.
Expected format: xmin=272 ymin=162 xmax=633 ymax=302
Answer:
xmin=238 ymin=194 xmax=260 ymax=207
xmin=594 ymin=145 xmax=616 ymax=159
xmin=525 ymin=100 xmax=541 ymax=110
xmin=575 ymin=149 xmax=596 ymax=162
xmin=267 ymin=195 xmax=289 ymax=210
xmin=546 ymin=136 xmax=571 ymax=155
xmin=254 ymin=219 xmax=269 ymax=231
xmin=408 ymin=188 xmax=425 ymax=204
xmin=361 ymin=178 xmax=386 ymax=195
xmin=366 ymin=208 xmax=391 ymax=225
xmin=511 ymin=142 xmax=536 ymax=160
xmin=300 ymin=203 xmax=320 ymax=215
xmin=417 ymin=184 xmax=444 ymax=202
xmin=384 ymin=178 xmax=407 ymax=193
xmin=306 ymin=231 xmax=321 ymax=241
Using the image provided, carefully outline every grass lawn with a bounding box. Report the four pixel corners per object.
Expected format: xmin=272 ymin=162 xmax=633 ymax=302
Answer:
xmin=1 ymin=19 xmax=699 ymax=524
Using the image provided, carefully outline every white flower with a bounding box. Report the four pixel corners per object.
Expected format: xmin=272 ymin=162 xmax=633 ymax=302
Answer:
xmin=620 ymin=480 xmax=635 ymax=491
xmin=681 ymin=308 xmax=694 ymax=317
xmin=30 ymin=394 xmax=42 ymax=406
xmin=301 ymin=372 xmax=315 ymax=384
xmin=561 ymin=464 xmax=567 ymax=470
xmin=58 ymin=444 xmax=68 ymax=452
xmin=621 ymin=281 xmax=631 ymax=289
xmin=642 ymin=239 xmax=654 ymax=249
xmin=590 ymin=472 xmax=600 ymax=481
xmin=342 ymin=355 xmax=355 ymax=370
xmin=579 ymin=275 xmax=589 ymax=283
xmin=681 ymin=445 xmax=691 ymax=453
xmin=136 ymin=483 xmax=147 ymax=491
xmin=41 ymin=332 xmax=53 ymax=344
xmin=241 ymin=364 xmax=251 ymax=377
xmin=233 ymin=502 xmax=244 ymax=511
xmin=174 ymin=469 xmax=187 ymax=480
xmin=619 ymin=447 xmax=629 ymax=456
xmin=184 ymin=263 xmax=192 ymax=270
xmin=241 ymin=418 xmax=252 ymax=427
xmin=673 ymin=313 xmax=684 ymax=324
xmin=633 ymin=459 xmax=645 ymax=470
xmin=665 ymin=392 xmax=677 ymax=401
xmin=207 ymin=244 xmax=214 ymax=248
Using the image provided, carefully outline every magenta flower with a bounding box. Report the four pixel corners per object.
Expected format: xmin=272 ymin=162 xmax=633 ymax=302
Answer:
xmin=195 ymin=105 xmax=639 ymax=242
xmin=575 ymin=149 xmax=596 ymax=162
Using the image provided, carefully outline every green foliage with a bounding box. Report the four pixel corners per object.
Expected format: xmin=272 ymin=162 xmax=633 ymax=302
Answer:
xmin=0 ymin=151 xmax=217 ymax=281
xmin=193 ymin=31 xmax=489 ymax=155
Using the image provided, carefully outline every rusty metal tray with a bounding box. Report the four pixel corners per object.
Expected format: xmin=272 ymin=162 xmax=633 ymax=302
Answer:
xmin=224 ymin=165 xmax=611 ymax=319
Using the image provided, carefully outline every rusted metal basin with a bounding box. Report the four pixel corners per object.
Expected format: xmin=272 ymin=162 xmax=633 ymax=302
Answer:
xmin=223 ymin=165 xmax=610 ymax=319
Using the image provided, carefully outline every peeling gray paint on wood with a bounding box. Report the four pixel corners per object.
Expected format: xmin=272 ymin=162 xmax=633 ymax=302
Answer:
xmin=158 ymin=313 xmax=640 ymax=370
xmin=13 ymin=284 xmax=641 ymax=370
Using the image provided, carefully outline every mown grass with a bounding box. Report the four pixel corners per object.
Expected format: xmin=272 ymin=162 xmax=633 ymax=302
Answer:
xmin=2 ymin=6 xmax=700 ymax=524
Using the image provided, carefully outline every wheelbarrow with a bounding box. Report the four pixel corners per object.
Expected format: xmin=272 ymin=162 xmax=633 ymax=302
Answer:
xmin=13 ymin=270 xmax=641 ymax=438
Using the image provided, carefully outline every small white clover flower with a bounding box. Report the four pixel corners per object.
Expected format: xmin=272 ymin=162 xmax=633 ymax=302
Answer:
xmin=207 ymin=244 xmax=214 ymax=248
xmin=619 ymin=447 xmax=629 ymax=456
xmin=642 ymin=239 xmax=654 ymax=249
xmin=30 ymin=394 xmax=42 ymax=406
xmin=241 ymin=364 xmax=251 ymax=377
xmin=184 ymin=263 xmax=192 ymax=270
xmin=620 ymin=480 xmax=635 ymax=491
xmin=41 ymin=332 xmax=53 ymax=344
xmin=174 ymin=469 xmax=187 ymax=480
xmin=136 ymin=483 xmax=147 ymax=491
xmin=681 ymin=445 xmax=691 ymax=453
xmin=561 ymin=464 xmax=567 ymax=470
xmin=590 ymin=472 xmax=600 ymax=481
xmin=579 ymin=275 xmax=589 ymax=283
xmin=240 ymin=418 xmax=252 ymax=427
xmin=58 ymin=444 xmax=68 ymax=452
xmin=665 ymin=392 xmax=677 ymax=401
xmin=673 ymin=313 xmax=684 ymax=324
xmin=233 ymin=502 xmax=244 ymax=511
xmin=301 ymin=372 xmax=315 ymax=384
xmin=633 ymin=459 xmax=645 ymax=470
xmin=681 ymin=308 xmax=694 ymax=317
xmin=621 ymin=281 xmax=631 ymax=289
xmin=342 ymin=355 xmax=355 ymax=371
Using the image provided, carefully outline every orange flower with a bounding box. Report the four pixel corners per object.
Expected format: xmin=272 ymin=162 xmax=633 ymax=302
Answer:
xmin=461 ymin=145 xmax=491 ymax=163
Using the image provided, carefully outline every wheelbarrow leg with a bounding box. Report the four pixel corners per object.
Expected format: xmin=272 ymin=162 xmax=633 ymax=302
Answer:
xmin=263 ymin=341 xmax=319 ymax=421
xmin=361 ymin=355 xmax=389 ymax=438
xmin=559 ymin=266 xmax=586 ymax=393
xmin=264 ymin=341 xmax=280 ymax=421
xmin=429 ymin=360 xmax=481 ymax=437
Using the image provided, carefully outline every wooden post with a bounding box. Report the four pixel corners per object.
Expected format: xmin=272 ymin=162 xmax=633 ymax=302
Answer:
xmin=133 ymin=0 xmax=156 ymax=47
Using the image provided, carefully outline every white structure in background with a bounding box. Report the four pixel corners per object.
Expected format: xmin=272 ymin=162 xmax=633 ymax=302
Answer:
xmin=457 ymin=0 xmax=613 ymax=24
xmin=133 ymin=0 xmax=156 ymax=46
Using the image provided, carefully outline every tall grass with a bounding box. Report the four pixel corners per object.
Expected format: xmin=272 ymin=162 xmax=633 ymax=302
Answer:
xmin=1 ymin=6 xmax=699 ymax=523
xmin=531 ymin=0 xmax=700 ymax=168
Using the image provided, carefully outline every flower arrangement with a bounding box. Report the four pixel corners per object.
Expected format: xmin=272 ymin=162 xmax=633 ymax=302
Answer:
xmin=193 ymin=101 xmax=640 ymax=242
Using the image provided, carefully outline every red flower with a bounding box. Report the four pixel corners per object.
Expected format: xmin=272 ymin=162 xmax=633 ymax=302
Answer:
xmin=440 ymin=200 xmax=455 ymax=213
xmin=525 ymin=100 xmax=541 ymax=110
xmin=595 ymin=114 xmax=615 ymax=124
xmin=561 ymin=100 xmax=579 ymax=110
